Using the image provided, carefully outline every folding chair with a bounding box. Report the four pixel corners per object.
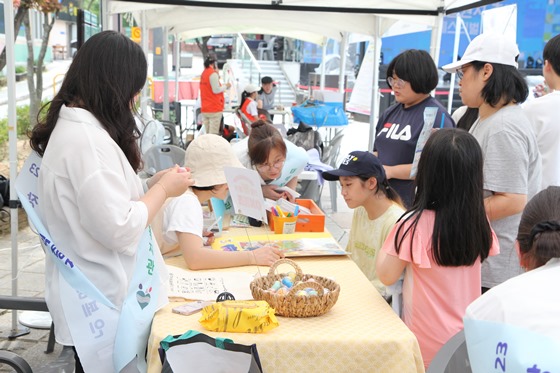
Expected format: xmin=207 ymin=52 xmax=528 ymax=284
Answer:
xmin=257 ymin=37 xmax=277 ymax=61
xmin=320 ymin=130 xmax=344 ymax=212
xmin=427 ymin=330 xmax=472 ymax=373
xmin=142 ymin=144 xmax=186 ymax=176
xmin=235 ymin=108 xmax=252 ymax=138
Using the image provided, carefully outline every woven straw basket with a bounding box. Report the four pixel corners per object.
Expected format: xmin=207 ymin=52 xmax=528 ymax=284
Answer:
xmin=250 ymin=258 xmax=340 ymax=317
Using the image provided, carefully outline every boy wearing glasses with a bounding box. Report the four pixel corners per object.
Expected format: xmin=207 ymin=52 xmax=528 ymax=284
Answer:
xmin=374 ymin=49 xmax=455 ymax=208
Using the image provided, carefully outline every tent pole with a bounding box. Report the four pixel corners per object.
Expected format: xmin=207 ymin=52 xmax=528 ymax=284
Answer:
xmin=320 ymin=39 xmax=327 ymax=91
xmin=163 ymin=27 xmax=170 ymax=121
xmin=338 ymin=32 xmax=348 ymax=97
xmin=5 ymin=0 xmax=30 ymax=338
xmin=447 ymin=14 xmax=463 ymax=114
xmin=368 ymin=16 xmax=382 ymax=152
xmin=140 ymin=11 xmax=149 ymax=119
xmin=430 ymin=6 xmax=445 ymax=67
xmin=174 ymin=34 xmax=180 ymax=103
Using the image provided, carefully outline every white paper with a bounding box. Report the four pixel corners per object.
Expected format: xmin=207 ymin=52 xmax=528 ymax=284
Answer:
xmin=275 ymin=186 xmax=301 ymax=199
xmin=224 ymin=166 xmax=268 ymax=224
xmin=409 ymin=106 xmax=438 ymax=178
xmin=166 ymin=266 xmax=255 ymax=301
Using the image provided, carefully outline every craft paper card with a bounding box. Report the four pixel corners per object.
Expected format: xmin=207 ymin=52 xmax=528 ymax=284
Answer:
xmin=209 ymin=197 xmax=225 ymax=232
xmin=166 ymin=266 xmax=254 ymax=301
xmin=224 ymin=166 xmax=268 ymax=224
xmin=211 ymin=232 xmax=348 ymax=257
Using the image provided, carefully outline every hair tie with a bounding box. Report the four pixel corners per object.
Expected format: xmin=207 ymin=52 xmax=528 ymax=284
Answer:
xmin=529 ymin=220 xmax=560 ymax=245
xmin=381 ymin=179 xmax=390 ymax=190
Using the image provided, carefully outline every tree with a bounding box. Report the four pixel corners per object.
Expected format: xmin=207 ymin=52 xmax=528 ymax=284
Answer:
xmin=0 ymin=2 xmax=27 ymax=72
xmin=195 ymin=36 xmax=212 ymax=60
xmin=21 ymin=0 xmax=61 ymax=128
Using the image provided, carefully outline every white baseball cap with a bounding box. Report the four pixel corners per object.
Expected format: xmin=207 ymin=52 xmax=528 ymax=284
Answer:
xmin=185 ymin=134 xmax=243 ymax=187
xmin=442 ymin=33 xmax=519 ymax=73
xmin=244 ymin=84 xmax=259 ymax=94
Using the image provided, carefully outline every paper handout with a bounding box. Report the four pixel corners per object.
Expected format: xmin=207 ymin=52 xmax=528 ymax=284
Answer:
xmin=166 ymin=266 xmax=254 ymax=301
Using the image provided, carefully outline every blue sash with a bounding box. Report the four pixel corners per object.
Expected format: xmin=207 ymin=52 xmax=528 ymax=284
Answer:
xmin=16 ymin=152 xmax=163 ymax=372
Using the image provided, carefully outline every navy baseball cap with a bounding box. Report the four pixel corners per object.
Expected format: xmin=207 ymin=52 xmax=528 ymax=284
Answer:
xmin=322 ymin=151 xmax=386 ymax=181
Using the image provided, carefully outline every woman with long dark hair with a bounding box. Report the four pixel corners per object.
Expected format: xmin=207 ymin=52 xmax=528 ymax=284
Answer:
xmin=29 ymin=31 xmax=193 ymax=372
xmin=376 ymin=128 xmax=499 ymax=368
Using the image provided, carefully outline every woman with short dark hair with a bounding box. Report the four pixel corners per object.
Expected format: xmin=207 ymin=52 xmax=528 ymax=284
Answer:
xmin=374 ymin=49 xmax=455 ymax=208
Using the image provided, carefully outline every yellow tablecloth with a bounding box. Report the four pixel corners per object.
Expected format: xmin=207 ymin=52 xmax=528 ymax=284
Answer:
xmin=148 ymin=229 xmax=425 ymax=372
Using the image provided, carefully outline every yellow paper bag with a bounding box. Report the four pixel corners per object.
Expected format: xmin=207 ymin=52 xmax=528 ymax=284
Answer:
xmin=199 ymin=300 xmax=279 ymax=333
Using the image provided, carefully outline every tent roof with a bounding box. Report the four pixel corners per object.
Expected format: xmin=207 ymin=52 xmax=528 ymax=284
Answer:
xmin=108 ymin=0 xmax=502 ymax=44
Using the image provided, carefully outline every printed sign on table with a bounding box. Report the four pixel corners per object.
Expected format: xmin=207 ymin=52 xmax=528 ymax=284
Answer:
xmin=224 ymin=166 xmax=268 ymax=224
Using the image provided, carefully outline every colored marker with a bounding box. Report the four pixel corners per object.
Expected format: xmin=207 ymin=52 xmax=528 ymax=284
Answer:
xmin=294 ymin=205 xmax=300 ymax=217
xmin=276 ymin=205 xmax=286 ymax=217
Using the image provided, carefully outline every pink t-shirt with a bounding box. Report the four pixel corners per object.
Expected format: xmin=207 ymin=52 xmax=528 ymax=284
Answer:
xmin=382 ymin=210 xmax=499 ymax=368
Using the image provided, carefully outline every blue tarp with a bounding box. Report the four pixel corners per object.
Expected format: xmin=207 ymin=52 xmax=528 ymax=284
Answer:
xmin=292 ymin=101 xmax=348 ymax=127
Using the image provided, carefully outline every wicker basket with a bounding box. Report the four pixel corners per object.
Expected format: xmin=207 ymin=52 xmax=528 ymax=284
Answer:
xmin=250 ymin=258 xmax=340 ymax=317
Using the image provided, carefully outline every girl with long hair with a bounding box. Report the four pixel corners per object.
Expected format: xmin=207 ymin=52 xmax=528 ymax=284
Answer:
xmin=376 ymin=128 xmax=499 ymax=368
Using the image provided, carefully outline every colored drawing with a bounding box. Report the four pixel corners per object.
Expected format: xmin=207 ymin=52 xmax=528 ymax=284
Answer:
xmin=211 ymin=232 xmax=347 ymax=257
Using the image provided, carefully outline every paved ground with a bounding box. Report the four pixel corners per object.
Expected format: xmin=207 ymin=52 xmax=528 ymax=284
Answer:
xmin=0 ymin=56 xmax=367 ymax=371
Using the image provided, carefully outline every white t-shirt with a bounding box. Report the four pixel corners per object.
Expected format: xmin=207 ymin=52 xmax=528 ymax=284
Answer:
xmin=38 ymin=105 xmax=167 ymax=345
xmin=161 ymin=188 xmax=203 ymax=250
xmin=246 ymin=98 xmax=258 ymax=117
xmin=465 ymin=258 xmax=560 ymax=343
xmin=523 ymin=91 xmax=560 ymax=190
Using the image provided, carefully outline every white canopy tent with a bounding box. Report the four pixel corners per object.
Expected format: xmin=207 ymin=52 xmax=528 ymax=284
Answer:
xmin=106 ymin=0 xmax=503 ymax=149
xmin=3 ymin=0 xmax=503 ymax=334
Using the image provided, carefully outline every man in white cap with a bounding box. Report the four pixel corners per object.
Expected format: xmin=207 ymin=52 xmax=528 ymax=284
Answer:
xmin=154 ymin=134 xmax=283 ymax=269
xmin=442 ymin=33 xmax=541 ymax=292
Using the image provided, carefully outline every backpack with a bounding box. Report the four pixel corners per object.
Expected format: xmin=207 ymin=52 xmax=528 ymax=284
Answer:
xmin=286 ymin=122 xmax=323 ymax=157
xmin=0 ymin=175 xmax=9 ymax=207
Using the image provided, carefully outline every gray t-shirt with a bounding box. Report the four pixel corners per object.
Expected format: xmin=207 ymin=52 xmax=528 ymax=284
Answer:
xmin=258 ymin=85 xmax=277 ymax=110
xmin=470 ymin=104 xmax=542 ymax=288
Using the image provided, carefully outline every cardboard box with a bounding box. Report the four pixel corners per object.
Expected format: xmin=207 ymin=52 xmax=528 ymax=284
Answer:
xmin=267 ymin=199 xmax=325 ymax=233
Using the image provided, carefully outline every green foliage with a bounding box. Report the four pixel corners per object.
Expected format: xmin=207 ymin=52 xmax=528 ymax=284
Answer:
xmin=15 ymin=66 xmax=26 ymax=74
xmin=0 ymin=101 xmax=50 ymax=145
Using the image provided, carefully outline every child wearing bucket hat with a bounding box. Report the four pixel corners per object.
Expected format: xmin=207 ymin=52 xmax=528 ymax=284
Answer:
xmin=322 ymin=151 xmax=404 ymax=297
xmin=155 ymin=134 xmax=284 ymax=269
xmin=442 ymin=33 xmax=541 ymax=291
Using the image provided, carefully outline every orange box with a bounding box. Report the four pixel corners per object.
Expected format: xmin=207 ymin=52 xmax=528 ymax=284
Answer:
xmin=267 ymin=199 xmax=325 ymax=233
